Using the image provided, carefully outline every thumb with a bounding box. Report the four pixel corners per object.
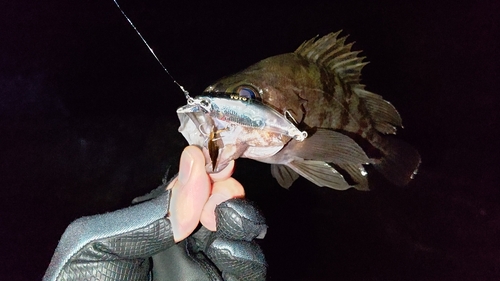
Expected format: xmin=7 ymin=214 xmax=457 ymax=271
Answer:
xmin=168 ymin=146 xmax=211 ymax=242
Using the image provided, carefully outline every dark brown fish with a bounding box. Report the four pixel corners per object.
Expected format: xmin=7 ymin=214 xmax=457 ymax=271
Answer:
xmin=200 ymin=31 xmax=421 ymax=190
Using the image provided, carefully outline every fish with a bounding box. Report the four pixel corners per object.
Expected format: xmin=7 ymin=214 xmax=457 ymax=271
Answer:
xmin=177 ymin=31 xmax=421 ymax=191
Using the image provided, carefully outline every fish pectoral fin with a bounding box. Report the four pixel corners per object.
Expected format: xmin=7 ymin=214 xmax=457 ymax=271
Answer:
xmin=288 ymin=160 xmax=352 ymax=190
xmin=271 ymin=164 xmax=299 ymax=189
xmin=290 ymin=128 xmax=371 ymax=164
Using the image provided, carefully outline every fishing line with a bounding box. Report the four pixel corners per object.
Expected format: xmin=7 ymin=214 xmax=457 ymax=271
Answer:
xmin=113 ymin=0 xmax=192 ymax=101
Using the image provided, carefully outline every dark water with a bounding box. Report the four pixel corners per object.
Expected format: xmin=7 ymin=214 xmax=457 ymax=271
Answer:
xmin=1 ymin=0 xmax=499 ymax=280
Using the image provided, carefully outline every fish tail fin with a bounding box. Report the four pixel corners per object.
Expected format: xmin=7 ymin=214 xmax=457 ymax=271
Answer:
xmin=373 ymin=136 xmax=421 ymax=186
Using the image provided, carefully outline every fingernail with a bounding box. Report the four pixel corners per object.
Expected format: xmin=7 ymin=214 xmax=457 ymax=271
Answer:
xmin=179 ymin=149 xmax=193 ymax=185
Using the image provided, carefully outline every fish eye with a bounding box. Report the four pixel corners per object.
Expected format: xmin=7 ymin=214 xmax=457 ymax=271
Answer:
xmin=238 ymin=86 xmax=259 ymax=100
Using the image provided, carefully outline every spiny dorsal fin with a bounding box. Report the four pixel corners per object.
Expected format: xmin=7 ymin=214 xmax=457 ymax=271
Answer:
xmin=294 ymin=31 xmax=368 ymax=85
xmin=295 ymin=32 xmax=403 ymax=135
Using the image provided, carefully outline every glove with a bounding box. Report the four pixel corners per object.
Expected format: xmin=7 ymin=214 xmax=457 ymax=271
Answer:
xmin=43 ymin=188 xmax=267 ymax=281
xmin=152 ymin=198 xmax=267 ymax=281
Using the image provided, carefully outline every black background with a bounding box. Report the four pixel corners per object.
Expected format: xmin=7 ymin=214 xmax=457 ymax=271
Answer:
xmin=1 ymin=0 xmax=499 ymax=280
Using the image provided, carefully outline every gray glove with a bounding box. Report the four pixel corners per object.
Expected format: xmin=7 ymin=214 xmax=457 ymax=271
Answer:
xmin=153 ymin=199 xmax=267 ymax=281
xmin=44 ymin=186 xmax=267 ymax=281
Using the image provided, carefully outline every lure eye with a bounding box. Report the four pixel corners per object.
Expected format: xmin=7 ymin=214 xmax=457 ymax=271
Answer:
xmin=197 ymin=98 xmax=212 ymax=112
xmin=238 ymin=86 xmax=259 ymax=100
xmin=200 ymin=99 xmax=210 ymax=107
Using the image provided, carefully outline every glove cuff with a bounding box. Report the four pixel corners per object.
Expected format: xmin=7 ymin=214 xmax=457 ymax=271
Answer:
xmin=44 ymin=189 xmax=175 ymax=281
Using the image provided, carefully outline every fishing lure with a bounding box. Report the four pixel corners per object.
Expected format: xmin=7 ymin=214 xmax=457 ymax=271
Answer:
xmin=113 ymin=0 xmax=306 ymax=173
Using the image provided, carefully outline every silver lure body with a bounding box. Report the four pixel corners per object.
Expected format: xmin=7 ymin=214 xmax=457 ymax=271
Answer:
xmin=177 ymin=94 xmax=307 ymax=172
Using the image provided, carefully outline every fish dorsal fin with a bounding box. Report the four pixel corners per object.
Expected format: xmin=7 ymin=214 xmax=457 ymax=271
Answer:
xmin=295 ymin=32 xmax=403 ymax=135
xmin=294 ymin=31 xmax=367 ymax=85
xmin=353 ymin=87 xmax=402 ymax=134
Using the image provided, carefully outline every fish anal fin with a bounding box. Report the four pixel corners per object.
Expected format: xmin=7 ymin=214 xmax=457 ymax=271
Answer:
xmin=288 ymin=160 xmax=352 ymax=190
xmin=271 ymin=164 xmax=299 ymax=189
xmin=334 ymin=163 xmax=370 ymax=191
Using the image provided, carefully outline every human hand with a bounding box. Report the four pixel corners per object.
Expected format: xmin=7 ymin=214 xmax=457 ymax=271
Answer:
xmin=155 ymin=146 xmax=267 ymax=280
xmin=167 ymin=145 xmax=246 ymax=241
xmin=43 ymin=145 xmax=266 ymax=281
